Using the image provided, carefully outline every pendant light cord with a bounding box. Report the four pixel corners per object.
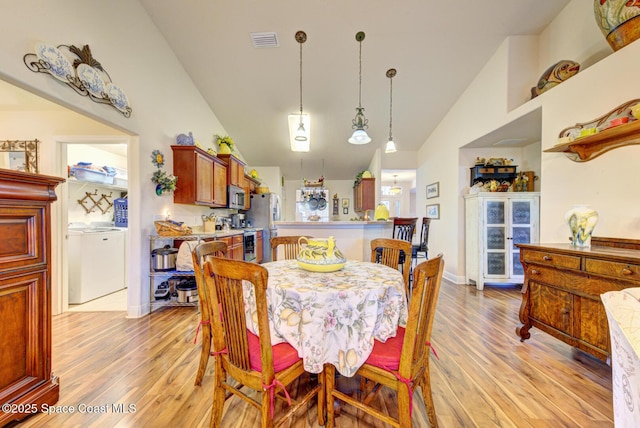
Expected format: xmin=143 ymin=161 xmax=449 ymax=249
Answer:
xmin=299 ymin=38 xmax=303 ymax=116
xmin=389 ymin=74 xmax=393 ymax=140
xmin=358 ymin=38 xmax=363 ymax=108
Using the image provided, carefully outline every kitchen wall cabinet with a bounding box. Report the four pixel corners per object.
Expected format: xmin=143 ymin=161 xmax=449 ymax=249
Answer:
xmin=517 ymin=237 xmax=640 ymax=362
xmin=217 ymin=153 xmax=246 ymax=187
xmin=353 ymin=177 xmax=375 ymax=213
xmin=171 ymin=145 xmax=227 ymax=207
xmin=243 ymin=175 xmax=251 ymax=210
xmin=0 ymin=170 xmax=64 ymax=426
xmin=464 ymin=192 xmax=540 ymax=290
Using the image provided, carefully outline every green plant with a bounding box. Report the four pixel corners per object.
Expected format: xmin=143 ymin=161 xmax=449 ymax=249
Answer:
xmin=151 ymin=169 xmax=178 ymax=193
xmin=215 ymin=134 xmax=234 ymax=149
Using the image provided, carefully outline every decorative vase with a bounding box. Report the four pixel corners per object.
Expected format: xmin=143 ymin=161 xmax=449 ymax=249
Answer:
xmin=374 ymin=203 xmax=389 ymax=221
xmin=218 ymin=143 xmax=232 ymax=154
xmin=296 ymin=236 xmax=346 ymax=272
xmin=594 ymin=0 xmax=640 ymax=51
xmin=155 ymin=184 xmax=164 ymax=196
xmin=564 ymin=205 xmax=599 ymax=248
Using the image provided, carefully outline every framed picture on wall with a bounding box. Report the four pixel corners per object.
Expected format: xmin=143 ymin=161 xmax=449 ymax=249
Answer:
xmin=426 ymin=203 xmax=440 ymax=219
xmin=426 ymin=182 xmax=439 ymax=199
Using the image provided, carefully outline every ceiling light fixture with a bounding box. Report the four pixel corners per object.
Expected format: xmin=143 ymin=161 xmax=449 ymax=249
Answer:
xmin=289 ymin=30 xmax=310 ymax=152
xmin=389 ymin=174 xmax=402 ymax=195
xmin=348 ymin=31 xmax=371 ymax=145
xmin=385 ymin=68 xmax=397 ymax=153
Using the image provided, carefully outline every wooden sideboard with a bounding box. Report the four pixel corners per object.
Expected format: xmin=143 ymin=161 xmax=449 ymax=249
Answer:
xmin=0 ymin=169 xmax=64 ymax=426
xmin=517 ymin=237 xmax=640 ymax=362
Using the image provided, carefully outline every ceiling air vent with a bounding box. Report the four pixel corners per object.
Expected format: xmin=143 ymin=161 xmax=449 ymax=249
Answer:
xmin=250 ymin=32 xmax=279 ymax=48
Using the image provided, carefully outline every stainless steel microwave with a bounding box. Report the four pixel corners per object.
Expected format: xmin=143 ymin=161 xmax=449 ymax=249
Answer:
xmin=228 ymin=185 xmax=246 ymax=209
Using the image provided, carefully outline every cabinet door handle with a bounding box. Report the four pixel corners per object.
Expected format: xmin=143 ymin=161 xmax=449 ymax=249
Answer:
xmin=530 ymin=269 xmax=540 ymax=275
xmin=622 ymin=267 xmax=633 ymax=276
xmin=543 ymin=255 xmax=552 ymax=261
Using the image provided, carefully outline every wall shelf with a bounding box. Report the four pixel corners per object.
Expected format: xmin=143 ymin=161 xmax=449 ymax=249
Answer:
xmin=545 ymin=99 xmax=640 ymax=162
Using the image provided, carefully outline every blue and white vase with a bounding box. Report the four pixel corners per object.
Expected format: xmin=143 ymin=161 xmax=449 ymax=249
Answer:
xmin=565 ymin=205 xmax=599 ymax=248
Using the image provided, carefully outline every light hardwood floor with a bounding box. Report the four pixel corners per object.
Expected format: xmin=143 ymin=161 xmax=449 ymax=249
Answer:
xmin=12 ymin=279 xmax=613 ymax=427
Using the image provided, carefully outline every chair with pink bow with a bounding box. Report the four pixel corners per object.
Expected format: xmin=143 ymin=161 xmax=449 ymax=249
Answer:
xmin=204 ymin=257 xmax=325 ymax=428
xmin=326 ymin=254 xmax=444 ymax=428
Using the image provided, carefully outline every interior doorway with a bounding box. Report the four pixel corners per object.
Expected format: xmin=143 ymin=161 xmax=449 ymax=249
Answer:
xmin=57 ymin=137 xmax=130 ymax=313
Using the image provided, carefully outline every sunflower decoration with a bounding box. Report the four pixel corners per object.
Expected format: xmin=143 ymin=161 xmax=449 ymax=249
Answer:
xmin=151 ymin=149 xmax=165 ymax=168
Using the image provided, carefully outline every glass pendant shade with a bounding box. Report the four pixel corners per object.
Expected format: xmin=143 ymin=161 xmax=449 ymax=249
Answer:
xmin=288 ymin=114 xmax=310 ymax=152
xmin=385 ymin=138 xmax=397 ymax=153
xmin=349 ymin=129 xmax=371 ymax=145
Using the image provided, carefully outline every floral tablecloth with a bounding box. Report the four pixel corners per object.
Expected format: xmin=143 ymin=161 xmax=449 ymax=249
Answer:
xmin=243 ymin=259 xmax=408 ymax=377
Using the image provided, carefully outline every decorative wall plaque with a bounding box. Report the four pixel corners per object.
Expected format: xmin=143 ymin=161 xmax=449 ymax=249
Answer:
xmin=24 ymin=43 xmax=132 ymax=117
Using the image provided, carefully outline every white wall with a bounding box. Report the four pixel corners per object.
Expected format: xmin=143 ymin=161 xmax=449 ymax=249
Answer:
xmin=417 ymin=0 xmax=640 ymax=283
xmin=0 ymin=0 xmax=231 ymax=317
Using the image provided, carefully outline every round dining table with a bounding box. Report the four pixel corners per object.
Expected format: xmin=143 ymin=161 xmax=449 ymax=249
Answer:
xmin=242 ymin=259 xmax=408 ymax=377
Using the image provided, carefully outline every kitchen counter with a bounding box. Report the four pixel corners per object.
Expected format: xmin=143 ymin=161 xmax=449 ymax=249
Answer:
xmin=153 ymin=227 xmax=263 ymax=240
xmin=275 ymin=220 xmax=392 ymax=261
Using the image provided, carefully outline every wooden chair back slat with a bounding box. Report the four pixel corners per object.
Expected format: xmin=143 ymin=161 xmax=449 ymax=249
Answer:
xmin=270 ymin=235 xmax=312 ymax=261
xmin=370 ymin=237 xmax=413 ymax=296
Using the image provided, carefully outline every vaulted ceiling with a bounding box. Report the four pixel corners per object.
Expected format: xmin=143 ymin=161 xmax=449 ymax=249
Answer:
xmin=138 ymin=1 xmax=570 ymax=181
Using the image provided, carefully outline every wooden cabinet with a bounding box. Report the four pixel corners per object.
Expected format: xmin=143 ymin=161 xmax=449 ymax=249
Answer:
xmin=172 ymin=145 xmax=227 ymax=207
xmin=517 ymin=237 xmax=640 ymax=362
xmin=243 ymin=175 xmax=251 ymax=210
xmin=464 ymin=192 xmax=539 ymax=290
xmin=219 ymin=234 xmax=243 ymax=261
xmin=217 ymin=153 xmax=246 ymax=187
xmin=256 ymin=230 xmax=263 ymax=263
xmin=353 ymin=177 xmax=375 ymax=213
xmin=0 ymin=170 xmax=64 ymax=427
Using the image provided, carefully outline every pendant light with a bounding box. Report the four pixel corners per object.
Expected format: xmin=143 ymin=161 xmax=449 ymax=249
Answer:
xmin=289 ymin=30 xmax=310 ymax=152
xmin=348 ymin=31 xmax=371 ymax=145
xmin=384 ymin=68 xmax=397 ymax=153
xmin=389 ymin=174 xmax=402 ymax=195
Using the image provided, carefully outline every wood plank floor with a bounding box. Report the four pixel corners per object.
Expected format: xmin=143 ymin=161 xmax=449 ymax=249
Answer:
xmin=12 ymin=279 xmax=613 ymax=427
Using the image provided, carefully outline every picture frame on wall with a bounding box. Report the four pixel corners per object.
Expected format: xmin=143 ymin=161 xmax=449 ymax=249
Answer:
xmin=426 ymin=182 xmax=439 ymax=199
xmin=426 ymin=203 xmax=440 ymax=219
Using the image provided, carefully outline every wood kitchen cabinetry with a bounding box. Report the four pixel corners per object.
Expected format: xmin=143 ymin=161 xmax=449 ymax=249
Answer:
xmin=217 ymin=153 xmax=246 ymax=187
xmin=172 ymin=145 xmax=227 ymax=207
xmin=0 ymin=170 xmax=64 ymax=427
xmin=464 ymin=192 xmax=539 ymax=290
xmin=353 ymin=177 xmax=375 ymax=213
xmin=517 ymin=237 xmax=640 ymax=362
xmin=217 ymin=234 xmax=244 ymax=261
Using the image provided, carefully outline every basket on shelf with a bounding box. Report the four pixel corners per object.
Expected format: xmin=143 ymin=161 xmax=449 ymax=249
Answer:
xmin=154 ymin=220 xmax=192 ymax=236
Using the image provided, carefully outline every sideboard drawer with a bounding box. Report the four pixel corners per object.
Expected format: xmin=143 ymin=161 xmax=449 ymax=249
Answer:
xmin=522 ymin=250 xmax=581 ymax=270
xmin=585 ymin=258 xmax=640 ymax=284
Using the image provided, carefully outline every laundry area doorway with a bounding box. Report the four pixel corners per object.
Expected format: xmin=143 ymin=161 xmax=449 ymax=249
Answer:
xmin=59 ymin=138 xmax=130 ymax=313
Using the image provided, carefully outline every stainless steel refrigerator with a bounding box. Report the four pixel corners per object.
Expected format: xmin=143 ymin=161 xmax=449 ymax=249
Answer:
xmin=246 ymin=193 xmax=281 ymax=263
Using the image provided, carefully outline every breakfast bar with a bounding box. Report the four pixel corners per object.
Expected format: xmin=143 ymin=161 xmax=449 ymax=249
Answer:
xmin=274 ymin=220 xmax=392 ymax=261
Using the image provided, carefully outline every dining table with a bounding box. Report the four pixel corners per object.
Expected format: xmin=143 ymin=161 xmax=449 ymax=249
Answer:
xmin=242 ymin=259 xmax=408 ymax=377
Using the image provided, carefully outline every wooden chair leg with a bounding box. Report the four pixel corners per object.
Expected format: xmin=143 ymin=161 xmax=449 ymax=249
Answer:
xmin=397 ymin=381 xmax=412 ymax=428
xmin=209 ymin=359 xmax=226 ymax=428
xmin=260 ymin=389 xmax=273 ymax=428
xmin=421 ymin=366 xmax=439 ymax=428
xmin=194 ymin=326 xmax=211 ymax=386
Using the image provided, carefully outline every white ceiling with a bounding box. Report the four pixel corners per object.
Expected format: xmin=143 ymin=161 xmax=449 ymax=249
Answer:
xmin=138 ymin=0 xmax=570 ymax=181
xmin=1 ymin=1 xmax=571 ymax=183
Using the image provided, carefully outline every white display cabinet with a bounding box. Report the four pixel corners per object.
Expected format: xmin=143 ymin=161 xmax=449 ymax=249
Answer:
xmin=464 ymin=192 xmax=540 ymax=290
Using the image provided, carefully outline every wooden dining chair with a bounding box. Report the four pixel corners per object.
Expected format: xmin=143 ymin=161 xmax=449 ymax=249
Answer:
xmin=371 ymin=237 xmax=413 ymax=296
xmin=270 ymin=235 xmax=311 ymax=261
xmin=191 ymin=240 xmax=228 ymax=386
xmin=412 ymin=217 xmax=431 ymax=267
xmin=326 ymin=254 xmax=445 ymax=428
xmin=203 ymin=257 xmax=325 ymax=428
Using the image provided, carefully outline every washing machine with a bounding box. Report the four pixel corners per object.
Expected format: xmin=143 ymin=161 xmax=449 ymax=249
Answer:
xmin=68 ymin=225 xmax=126 ymax=304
